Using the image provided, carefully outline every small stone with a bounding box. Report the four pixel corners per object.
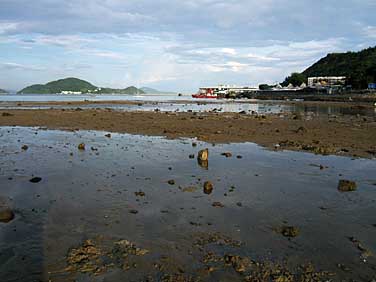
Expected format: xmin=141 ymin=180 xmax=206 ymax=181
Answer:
xmin=221 ymin=152 xmax=232 ymax=158
xmin=105 ymin=133 xmax=111 ymax=138
xmin=135 ymin=191 xmax=145 ymax=197
xmin=78 ymin=143 xmax=85 ymax=150
xmin=279 ymin=226 xmax=300 ymax=238
xmin=197 ymin=148 xmax=209 ymax=161
xmin=0 ymin=208 xmax=15 ymax=223
xmin=192 ymin=142 xmax=197 ymax=147
xmin=236 ymin=202 xmax=242 ymax=207
xmin=189 ymin=154 xmax=195 ymax=159
xmin=2 ymin=112 xmax=13 ymax=117
xmin=203 ymin=181 xmax=213 ymax=194
xmin=29 ymin=177 xmax=42 ymax=183
xmin=21 ymin=145 xmax=28 ymax=151
xmin=212 ymin=202 xmax=224 ymax=208
xmin=167 ymin=180 xmax=175 ymax=185
xmin=236 ymin=155 xmax=243 ymax=159
xmin=129 ymin=209 xmax=138 ymax=214
xmin=295 ymin=126 xmax=307 ymax=133
xmin=338 ymin=180 xmax=357 ymax=192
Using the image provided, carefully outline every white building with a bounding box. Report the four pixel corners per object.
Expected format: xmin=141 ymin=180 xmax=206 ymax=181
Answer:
xmin=308 ymin=77 xmax=346 ymax=88
xmin=61 ymin=91 xmax=82 ymax=95
xmin=200 ymin=85 xmax=258 ymax=95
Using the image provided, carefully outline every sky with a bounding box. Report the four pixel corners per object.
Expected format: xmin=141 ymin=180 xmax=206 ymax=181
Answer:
xmin=0 ymin=0 xmax=375 ymax=92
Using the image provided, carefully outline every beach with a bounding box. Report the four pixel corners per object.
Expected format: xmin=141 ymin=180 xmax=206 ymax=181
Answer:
xmin=0 ymin=100 xmax=376 ymax=282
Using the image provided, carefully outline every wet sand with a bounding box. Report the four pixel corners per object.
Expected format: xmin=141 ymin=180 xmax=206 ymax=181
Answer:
xmin=1 ymin=108 xmax=376 ymax=158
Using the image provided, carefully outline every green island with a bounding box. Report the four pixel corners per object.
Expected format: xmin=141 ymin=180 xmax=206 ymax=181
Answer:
xmin=18 ymin=77 xmax=145 ymax=94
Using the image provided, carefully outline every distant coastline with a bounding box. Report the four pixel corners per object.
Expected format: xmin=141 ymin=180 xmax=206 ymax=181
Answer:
xmin=18 ymin=77 xmax=147 ymax=95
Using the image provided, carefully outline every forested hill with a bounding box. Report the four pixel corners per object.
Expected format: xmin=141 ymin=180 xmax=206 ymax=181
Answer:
xmin=18 ymin=78 xmax=145 ymax=94
xmin=302 ymin=46 xmax=376 ymax=89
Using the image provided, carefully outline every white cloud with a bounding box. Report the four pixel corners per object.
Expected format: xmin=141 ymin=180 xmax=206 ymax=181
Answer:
xmin=363 ymin=26 xmax=376 ymax=39
xmin=0 ymin=62 xmax=45 ymax=71
xmin=0 ymin=22 xmax=20 ymax=34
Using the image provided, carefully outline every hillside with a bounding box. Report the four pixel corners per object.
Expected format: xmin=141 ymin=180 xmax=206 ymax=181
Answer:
xmin=18 ymin=78 xmax=144 ymax=94
xmin=141 ymin=87 xmax=176 ymax=94
xmin=0 ymin=88 xmax=7 ymax=94
xmin=302 ymin=46 xmax=376 ymax=89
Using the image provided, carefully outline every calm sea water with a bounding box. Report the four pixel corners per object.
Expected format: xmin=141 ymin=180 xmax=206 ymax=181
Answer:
xmin=0 ymin=93 xmax=193 ymax=102
xmin=0 ymin=127 xmax=375 ymax=281
xmin=1 ymin=94 xmax=375 ymax=116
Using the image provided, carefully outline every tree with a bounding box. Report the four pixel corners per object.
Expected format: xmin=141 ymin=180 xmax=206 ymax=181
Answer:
xmin=281 ymin=73 xmax=307 ymax=87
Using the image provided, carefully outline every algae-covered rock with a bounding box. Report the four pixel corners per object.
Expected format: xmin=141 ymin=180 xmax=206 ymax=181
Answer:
xmin=203 ymin=181 xmax=213 ymax=194
xmin=198 ymin=148 xmax=209 ymax=161
xmin=338 ymin=180 xmax=357 ymax=192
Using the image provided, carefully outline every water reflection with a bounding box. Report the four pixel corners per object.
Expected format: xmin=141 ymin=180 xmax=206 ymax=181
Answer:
xmin=0 ymin=127 xmax=376 ymax=281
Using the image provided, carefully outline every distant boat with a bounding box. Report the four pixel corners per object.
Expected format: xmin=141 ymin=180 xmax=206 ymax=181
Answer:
xmin=192 ymin=88 xmax=218 ymax=99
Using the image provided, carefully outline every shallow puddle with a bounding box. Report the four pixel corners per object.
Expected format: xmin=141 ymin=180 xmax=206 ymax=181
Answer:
xmin=0 ymin=127 xmax=375 ymax=281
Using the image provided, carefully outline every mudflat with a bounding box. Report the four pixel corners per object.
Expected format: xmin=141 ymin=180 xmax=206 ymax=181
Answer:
xmin=1 ymin=108 xmax=375 ymax=158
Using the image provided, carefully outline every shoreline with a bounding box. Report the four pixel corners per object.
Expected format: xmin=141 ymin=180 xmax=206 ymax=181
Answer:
xmin=0 ymin=98 xmax=375 ymax=109
xmin=1 ymin=108 xmax=375 ymax=158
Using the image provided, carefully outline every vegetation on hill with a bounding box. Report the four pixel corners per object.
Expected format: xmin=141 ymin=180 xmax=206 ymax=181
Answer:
xmin=281 ymin=72 xmax=307 ymax=87
xmin=140 ymin=87 xmax=176 ymax=94
xmin=281 ymin=46 xmax=376 ymax=89
xmin=0 ymin=88 xmax=7 ymax=94
xmin=18 ymin=77 xmax=144 ymax=94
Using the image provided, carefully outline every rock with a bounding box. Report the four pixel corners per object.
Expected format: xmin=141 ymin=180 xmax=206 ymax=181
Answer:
xmin=236 ymin=202 xmax=242 ymax=207
xmin=292 ymin=113 xmax=302 ymax=120
xmin=167 ymin=180 xmax=175 ymax=185
xmin=236 ymin=155 xmax=243 ymax=159
xmin=0 ymin=208 xmax=15 ymax=223
xmin=182 ymin=186 xmax=197 ymax=193
xmin=212 ymin=202 xmax=224 ymax=208
xmin=197 ymin=148 xmax=209 ymax=161
xmin=278 ymin=226 xmax=300 ymax=238
xmin=135 ymin=191 xmax=145 ymax=197
xmin=2 ymin=112 xmax=13 ymax=117
xmin=192 ymin=142 xmax=197 ymax=147
xmin=295 ymin=126 xmax=307 ymax=133
xmin=338 ymin=180 xmax=357 ymax=192
xmin=105 ymin=133 xmax=111 ymax=138
xmin=221 ymin=152 xmax=232 ymax=158
xmin=189 ymin=154 xmax=195 ymax=159
xmin=29 ymin=177 xmax=42 ymax=183
xmin=21 ymin=145 xmax=28 ymax=150
xmin=203 ymin=181 xmax=213 ymax=194
xmin=224 ymin=255 xmax=251 ymax=273
xmin=78 ymin=143 xmax=86 ymax=150
xmin=129 ymin=209 xmax=138 ymax=214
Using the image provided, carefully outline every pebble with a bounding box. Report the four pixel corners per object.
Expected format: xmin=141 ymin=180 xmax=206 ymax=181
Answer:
xmin=29 ymin=177 xmax=42 ymax=183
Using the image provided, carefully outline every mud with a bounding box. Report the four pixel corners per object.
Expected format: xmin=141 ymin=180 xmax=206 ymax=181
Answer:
xmin=0 ymin=108 xmax=375 ymax=158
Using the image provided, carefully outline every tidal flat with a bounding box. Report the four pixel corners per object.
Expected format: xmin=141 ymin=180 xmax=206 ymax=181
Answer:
xmin=0 ymin=126 xmax=375 ymax=282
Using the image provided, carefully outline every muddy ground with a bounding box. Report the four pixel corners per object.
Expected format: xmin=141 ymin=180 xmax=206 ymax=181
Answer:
xmin=1 ymin=108 xmax=375 ymax=158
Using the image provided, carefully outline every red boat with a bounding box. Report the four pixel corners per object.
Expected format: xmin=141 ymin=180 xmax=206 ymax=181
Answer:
xmin=192 ymin=87 xmax=218 ymax=99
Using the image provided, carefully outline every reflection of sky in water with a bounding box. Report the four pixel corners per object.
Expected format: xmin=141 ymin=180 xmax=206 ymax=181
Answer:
xmin=0 ymin=94 xmax=194 ymax=102
xmin=0 ymin=94 xmax=375 ymax=116
xmin=0 ymin=127 xmax=376 ymax=281
xmin=1 ymin=101 xmax=375 ymax=116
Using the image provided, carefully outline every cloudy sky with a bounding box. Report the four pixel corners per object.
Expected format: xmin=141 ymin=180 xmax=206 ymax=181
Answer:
xmin=0 ymin=0 xmax=375 ymax=92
